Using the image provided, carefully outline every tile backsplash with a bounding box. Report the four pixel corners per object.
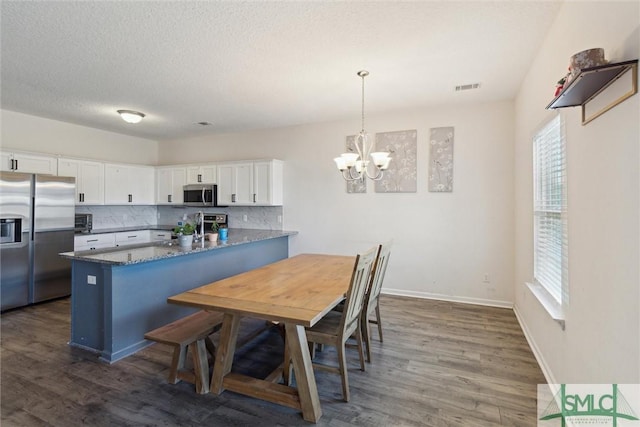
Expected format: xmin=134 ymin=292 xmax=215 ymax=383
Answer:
xmin=158 ymin=205 xmax=284 ymax=230
xmin=76 ymin=205 xmax=284 ymax=231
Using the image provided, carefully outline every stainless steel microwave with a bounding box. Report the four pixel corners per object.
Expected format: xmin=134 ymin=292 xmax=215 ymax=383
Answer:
xmin=183 ymin=184 xmax=223 ymax=207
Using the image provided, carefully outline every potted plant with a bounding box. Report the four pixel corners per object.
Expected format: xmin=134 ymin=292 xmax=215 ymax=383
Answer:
xmin=205 ymin=222 xmax=219 ymax=242
xmin=173 ymin=222 xmax=195 ymax=247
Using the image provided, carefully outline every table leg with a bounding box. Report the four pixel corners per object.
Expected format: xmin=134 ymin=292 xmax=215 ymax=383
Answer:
xmin=211 ymin=313 xmax=241 ymax=394
xmin=285 ymin=323 xmax=322 ymax=423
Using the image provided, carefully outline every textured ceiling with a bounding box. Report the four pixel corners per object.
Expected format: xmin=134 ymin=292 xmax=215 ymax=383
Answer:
xmin=1 ymin=1 xmax=562 ymax=141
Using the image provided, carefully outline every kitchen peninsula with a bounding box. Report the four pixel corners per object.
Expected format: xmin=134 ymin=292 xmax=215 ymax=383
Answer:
xmin=60 ymin=228 xmax=297 ymax=363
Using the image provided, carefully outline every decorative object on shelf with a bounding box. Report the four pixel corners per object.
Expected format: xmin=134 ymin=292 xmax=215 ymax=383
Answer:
xmin=547 ymin=59 xmax=638 ymax=125
xmin=568 ymin=48 xmax=607 ymax=81
xmin=205 ymin=221 xmax=219 ymax=242
xmin=117 ymin=110 xmax=145 ymax=124
xmin=428 ymin=127 xmax=455 ymax=192
xmin=174 ymin=222 xmax=195 ymax=247
xmin=334 ymin=70 xmax=391 ymax=182
xmin=374 ymin=130 xmax=417 ymax=193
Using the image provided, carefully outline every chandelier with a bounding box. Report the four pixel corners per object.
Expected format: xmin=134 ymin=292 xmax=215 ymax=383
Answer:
xmin=334 ymin=70 xmax=391 ymax=181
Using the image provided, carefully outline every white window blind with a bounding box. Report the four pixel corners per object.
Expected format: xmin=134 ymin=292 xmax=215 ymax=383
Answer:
xmin=533 ymin=114 xmax=568 ymax=304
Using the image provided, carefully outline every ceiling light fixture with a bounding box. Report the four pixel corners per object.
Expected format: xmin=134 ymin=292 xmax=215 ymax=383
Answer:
xmin=117 ymin=110 xmax=145 ymax=124
xmin=334 ymin=70 xmax=391 ymax=181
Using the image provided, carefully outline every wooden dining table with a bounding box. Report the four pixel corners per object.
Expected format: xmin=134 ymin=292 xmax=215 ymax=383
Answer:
xmin=167 ymin=253 xmax=355 ymax=423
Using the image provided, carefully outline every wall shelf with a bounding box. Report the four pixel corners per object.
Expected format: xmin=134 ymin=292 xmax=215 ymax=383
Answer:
xmin=546 ymin=59 xmax=638 ymax=125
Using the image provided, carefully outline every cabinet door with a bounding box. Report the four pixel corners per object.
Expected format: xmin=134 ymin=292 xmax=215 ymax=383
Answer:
xmin=156 ymin=167 xmax=186 ymax=204
xmin=1 ymin=151 xmax=57 ymax=174
xmin=130 ymin=166 xmax=155 ymax=205
xmin=15 ymin=152 xmax=57 ymax=175
xmin=200 ymin=165 xmax=217 ymax=184
xmin=186 ymin=165 xmax=217 ymax=184
xmin=79 ymin=161 xmax=105 ymax=205
xmin=234 ymin=163 xmax=254 ymax=204
xmin=186 ymin=166 xmax=204 ymax=184
xmin=171 ymin=168 xmax=186 ymax=204
xmin=104 ymin=164 xmax=130 ymax=204
xmin=58 ymin=159 xmax=82 ymax=203
xmin=253 ymin=161 xmax=271 ymax=205
xmin=59 ymin=159 xmax=104 ymax=205
xmin=253 ymin=160 xmax=283 ymax=206
xmin=156 ymin=169 xmax=173 ymax=204
xmin=0 ymin=152 xmax=14 ymax=172
xmin=216 ymin=164 xmax=234 ymax=205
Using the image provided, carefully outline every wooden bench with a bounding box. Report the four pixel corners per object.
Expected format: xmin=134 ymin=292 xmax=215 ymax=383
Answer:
xmin=144 ymin=310 xmax=224 ymax=394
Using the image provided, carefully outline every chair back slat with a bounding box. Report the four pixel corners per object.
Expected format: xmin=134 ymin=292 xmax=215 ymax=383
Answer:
xmin=366 ymin=240 xmax=392 ymax=310
xmin=341 ymin=246 xmax=378 ymax=337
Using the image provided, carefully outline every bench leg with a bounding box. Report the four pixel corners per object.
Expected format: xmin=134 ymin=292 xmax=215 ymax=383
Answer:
xmin=168 ymin=344 xmax=187 ymax=384
xmin=204 ymin=336 xmax=216 ymax=361
xmin=190 ymin=339 xmax=210 ymax=394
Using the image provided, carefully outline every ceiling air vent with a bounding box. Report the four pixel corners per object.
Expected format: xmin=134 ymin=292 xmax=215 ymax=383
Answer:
xmin=455 ymin=83 xmax=481 ymax=92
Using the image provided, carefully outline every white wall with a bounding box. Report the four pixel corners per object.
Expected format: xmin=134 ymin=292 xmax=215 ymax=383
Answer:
xmin=159 ymin=101 xmax=515 ymax=307
xmin=514 ymin=1 xmax=639 ymax=383
xmin=1 ymin=109 xmax=158 ymax=165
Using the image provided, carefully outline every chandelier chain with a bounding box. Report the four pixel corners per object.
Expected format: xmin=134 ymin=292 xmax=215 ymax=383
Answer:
xmin=361 ymin=73 xmax=365 ymax=132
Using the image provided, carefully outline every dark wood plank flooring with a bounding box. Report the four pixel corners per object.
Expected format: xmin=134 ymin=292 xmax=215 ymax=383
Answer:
xmin=1 ymin=295 xmax=545 ymax=426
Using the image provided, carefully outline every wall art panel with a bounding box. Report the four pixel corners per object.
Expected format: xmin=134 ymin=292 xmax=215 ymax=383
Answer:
xmin=374 ymin=129 xmax=417 ymax=193
xmin=428 ymin=127 xmax=454 ymax=192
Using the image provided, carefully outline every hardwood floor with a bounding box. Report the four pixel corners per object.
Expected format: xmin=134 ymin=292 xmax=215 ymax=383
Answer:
xmin=1 ymin=295 xmax=545 ymax=426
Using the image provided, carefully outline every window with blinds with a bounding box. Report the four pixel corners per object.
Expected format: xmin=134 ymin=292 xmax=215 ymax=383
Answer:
xmin=533 ymin=114 xmax=568 ymax=304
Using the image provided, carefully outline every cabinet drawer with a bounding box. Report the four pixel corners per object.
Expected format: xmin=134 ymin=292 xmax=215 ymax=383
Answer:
xmin=74 ymin=233 xmax=115 ymax=250
xmin=114 ymin=230 xmax=150 ymax=246
xmin=150 ymin=231 xmax=172 ymax=241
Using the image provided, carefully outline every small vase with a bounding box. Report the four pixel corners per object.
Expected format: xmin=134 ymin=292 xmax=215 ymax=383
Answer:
xmin=206 ymin=233 xmax=218 ymax=242
xmin=178 ymin=234 xmax=193 ymax=247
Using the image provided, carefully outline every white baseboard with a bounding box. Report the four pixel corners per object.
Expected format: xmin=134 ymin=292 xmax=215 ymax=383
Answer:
xmin=513 ymin=304 xmax=556 ymax=385
xmin=381 ymin=288 xmax=513 ymax=309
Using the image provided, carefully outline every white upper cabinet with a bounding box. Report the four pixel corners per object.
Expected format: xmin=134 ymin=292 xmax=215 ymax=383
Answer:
xmin=217 ymin=162 xmax=253 ymax=205
xmin=253 ymin=160 xmax=283 ymax=206
xmin=186 ymin=164 xmax=217 ymax=184
xmin=1 ymin=150 xmax=58 ymax=175
xmin=58 ymin=158 xmax=105 ymax=205
xmin=217 ymin=160 xmax=283 ymax=206
xmin=104 ymin=163 xmax=155 ymax=205
xmin=156 ymin=167 xmax=186 ymax=205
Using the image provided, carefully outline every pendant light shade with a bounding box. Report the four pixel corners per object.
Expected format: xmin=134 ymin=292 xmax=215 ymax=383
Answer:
xmin=117 ymin=110 xmax=145 ymax=124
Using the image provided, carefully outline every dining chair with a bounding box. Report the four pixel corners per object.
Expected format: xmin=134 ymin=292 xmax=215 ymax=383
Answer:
xmin=303 ymin=245 xmax=378 ymax=402
xmin=361 ymin=240 xmax=392 ymax=363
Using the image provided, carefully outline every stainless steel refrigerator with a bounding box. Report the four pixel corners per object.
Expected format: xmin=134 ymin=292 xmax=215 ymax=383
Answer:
xmin=0 ymin=172 xmax=75 ymax=311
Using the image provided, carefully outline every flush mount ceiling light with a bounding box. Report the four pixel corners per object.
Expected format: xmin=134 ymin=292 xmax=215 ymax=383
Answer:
xmin=334 ymin=70 xmax=391 ymax=181
xmin=117 ymin=110 xmax=145 ymax=124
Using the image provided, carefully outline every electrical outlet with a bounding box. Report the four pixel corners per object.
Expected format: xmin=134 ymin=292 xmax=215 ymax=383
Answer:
xmin=277 ymin=215 xmax=282 ymax=224
xmin=483 ymin=274 xmax=490 ymax=283
xmin=87 ymin=275 xmax=96 ymax=285
xmin=243 ymin=215 xmax=248 ymax=222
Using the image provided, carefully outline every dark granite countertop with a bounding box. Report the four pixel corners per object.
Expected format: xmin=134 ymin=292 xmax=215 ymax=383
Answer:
xmin=61 ymin=229 xmax=298 ymax=265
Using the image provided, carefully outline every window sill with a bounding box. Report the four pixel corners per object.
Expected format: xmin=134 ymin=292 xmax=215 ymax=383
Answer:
xmin=526 ymin=282 xmax=565 ymax=330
